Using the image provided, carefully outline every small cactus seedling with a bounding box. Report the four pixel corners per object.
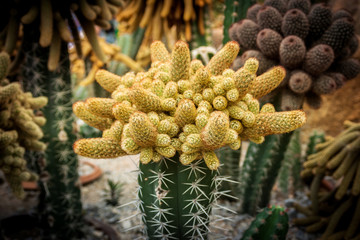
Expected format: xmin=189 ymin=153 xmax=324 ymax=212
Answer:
xmin=73 ymin=40 xmax=306 ymax=238
xmin=241 ymin=205 xmax=289 ymax=240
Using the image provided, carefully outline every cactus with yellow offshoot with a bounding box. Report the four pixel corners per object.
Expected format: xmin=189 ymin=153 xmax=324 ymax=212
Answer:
xmin=73 ymin=40 xmax=306 ymax=239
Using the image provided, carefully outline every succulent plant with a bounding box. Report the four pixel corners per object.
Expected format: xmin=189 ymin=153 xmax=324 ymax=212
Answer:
xmin=0 ymin=52 xmax=46 ymax=198
xmin=18 ymin=25 xmax=84 ymax=239
xmin=294 ymin=121 xmax=360 ymax=240
xmin=116 ymin=0 xmax=212 ymax=43
xmin=1 ymin=0 xmax=120 ymax=71
xmin=241 ymin=205 xmax=289 ymax=240
xmin=230 ymin=0 xmax=360 ymax=110
xmin=73 ymin=40 xmax=306 ymax=238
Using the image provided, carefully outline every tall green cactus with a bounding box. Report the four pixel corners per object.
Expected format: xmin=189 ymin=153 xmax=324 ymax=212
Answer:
xmin=217 ymin=0 xmax=255 ymax=200
xmin=21 ymin=25 xmax=83 ymax=239
xmin=240 ymin=134 xmax=277 ymax=215
xmin=278 ymin=129 xmax=302 ymax=194
xmin=241 ymin=205 xmax=289 ymax=240
xmin=138 ymin=154 xmax=218 ymax=239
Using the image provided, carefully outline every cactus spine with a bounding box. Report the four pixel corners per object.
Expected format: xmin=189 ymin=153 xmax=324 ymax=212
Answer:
xmin=21 ymin=25 xmax=83 ymax=238
xmin=138 ymin=154 xmax=218 ymax=239
xmin=241 ymin=205 xmax=289 ymax=240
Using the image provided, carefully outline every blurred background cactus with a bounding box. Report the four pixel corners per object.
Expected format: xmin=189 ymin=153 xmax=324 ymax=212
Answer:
xmin=241 ymin=205 xmax=289 ymax=240
xmin=230 ymin=0 xmax=360 ymax=111
xmin=0 ymin=0 xmax=121 ymax=238
xmin=0 ymin=52 xmax=45 ymax=199
xmin=293 ymin=121 xmax=360 ymax=239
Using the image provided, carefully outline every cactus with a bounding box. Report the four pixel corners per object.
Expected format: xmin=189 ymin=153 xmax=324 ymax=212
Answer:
xmin=0 ymin=52 xmax=45 ymax=199
xmin=257 ymin=6 xmax=283 ymax=33
xmin=223 ymin=0 xmax=256 ymax=45
xmin=278 ymin=129 xmax=302 ymax=194
xmin=73 ymin=40 xmax=306 ymax=238
xmin=241 ymin=205 xmax=289 ymax=240
xmin=294 ymin=121 xmax=360 ymax=239
xmin=20 ymin=25 xmax=83 ymax=239
xmin=281 ymin=9 xmax=309 ymax=39
xmin=240 ymin=135 xmax=277 ymax=215
xmin=279 ymin=36 xmax=306 ymax=69
xmin=230 ymin=0 xmax=360 ymax=110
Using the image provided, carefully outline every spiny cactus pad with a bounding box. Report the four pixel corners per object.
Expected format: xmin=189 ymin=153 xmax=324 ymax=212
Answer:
xmin=73 ymin=41 xmax=306 ymax=170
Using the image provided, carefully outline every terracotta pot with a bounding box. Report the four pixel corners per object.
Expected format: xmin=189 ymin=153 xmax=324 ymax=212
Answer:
xmin=22 ymin=161 xmax=102 ymax=190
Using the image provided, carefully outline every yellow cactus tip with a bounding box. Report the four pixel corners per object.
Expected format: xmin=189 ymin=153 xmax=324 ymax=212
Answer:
xmin=202 ymin=151 xmax=220 ymax=170
xmin=150 ymin=41 xmax=170 ymax=62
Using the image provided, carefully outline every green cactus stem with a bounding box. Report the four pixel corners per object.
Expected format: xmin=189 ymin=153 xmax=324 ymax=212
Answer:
xmin=240 ymin=134 xmax=278 ymax=215
xmin=278 ymin=129 xmax=302 ymax=194
xmin=223 ymin=0 xmax=256 ymax=45
xmin=216 ymin=146 xmax=241 ymax=200
xmin=241 ymin=205 xmax=289 ymax=240
xmin=138 ymin=154 xmax=218 ymax=239
xmin=258 ymin=132 xmax=293 ymax=208
xmin=20 ymin=24 xmax=83 ymax=239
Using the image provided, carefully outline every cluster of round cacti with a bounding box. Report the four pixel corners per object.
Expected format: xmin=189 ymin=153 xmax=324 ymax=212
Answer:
xmin=293 ymin=121 xmax=360 ymax=239
xmin=229 ymin=0 xmax=360 ymax=110
xmin=0 ymin=52 xmax=47 ymax=198
xmin=116 ymin=0 xmax=211 ymax=42
xmin=73 ymin=40 xmax=306 ymax=170
xmin=1 ymin=0 xmax=121 ymax=71
xmin=69 ymin=37 xmax=144 ymax=86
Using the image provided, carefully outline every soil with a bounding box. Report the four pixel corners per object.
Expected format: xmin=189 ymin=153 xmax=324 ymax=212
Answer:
xmin=302 ymin=75 xmax=360 ymax=141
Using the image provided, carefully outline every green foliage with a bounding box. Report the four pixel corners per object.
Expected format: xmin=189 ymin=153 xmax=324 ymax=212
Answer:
xmin=103 ymin=179 xmax=123 ymax=207
xmin=241 ymin=205 xmax=289 ymax=240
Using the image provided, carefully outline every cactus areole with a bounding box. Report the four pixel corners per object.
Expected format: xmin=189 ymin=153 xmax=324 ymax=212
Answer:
xmin=73 ymin=40 xmax=306 ymax=238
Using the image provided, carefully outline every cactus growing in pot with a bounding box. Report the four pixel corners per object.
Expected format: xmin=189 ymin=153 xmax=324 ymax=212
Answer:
xmin=73 ymin=40 xmax=306 ymax=239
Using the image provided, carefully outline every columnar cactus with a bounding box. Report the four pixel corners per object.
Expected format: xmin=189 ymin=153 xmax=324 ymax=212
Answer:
xmin=73 ymin=40 xmax=306 ymax=238
xmin=20 ymin=26 xmax=83 ymax=239
xmin=241 ymin=205 xmax=289 ymax=240
xmin=294 ymin=121 xmax=360 ymax=239
xmin=0 ymin=52 xmax=46 ymax=199
xmin=230 ymin=0 xmax=360 ymax=110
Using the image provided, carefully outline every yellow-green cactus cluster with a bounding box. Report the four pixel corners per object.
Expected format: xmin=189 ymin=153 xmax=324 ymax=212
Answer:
xmin=0 ymin=52 xmax=47 ymax=198
xmin=73 ymin=41 xmax=306 ymax=170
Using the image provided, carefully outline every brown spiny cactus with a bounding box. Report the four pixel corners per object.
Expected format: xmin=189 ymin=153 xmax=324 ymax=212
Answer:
xmin=230 ymin=0 xmax=360 ymax=111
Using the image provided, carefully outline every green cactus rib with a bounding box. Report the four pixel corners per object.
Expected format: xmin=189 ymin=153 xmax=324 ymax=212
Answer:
xmin=258 ymin=132 xmax=293 ymax=209
xmin=241 ymin=205 xmax=289 ymax=240
xmin=216 ymin=146 xmax=241 ymax=200
xmin=223 ymin=0 xmax=256 ymax=45
xmin=240 ymin=134 xmax=277 ymax=215
xmin=138 ymin=154 xmax=217 ymax=239
xmin=21 ymin=25 xmax=83 ymax=238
